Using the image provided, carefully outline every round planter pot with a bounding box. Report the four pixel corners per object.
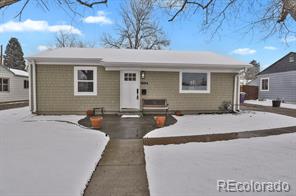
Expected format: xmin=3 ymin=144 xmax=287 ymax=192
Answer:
xmin=90 ymin=116 xmax=103 ymax=129
xmin=272 ymin=100 xmax=281 ymax=107
xmin=175 ymin=111 xmax=183 ymax=116
xmin=154 ymin=116 xmax=166 ymax=128
xmin=86 ymin=110 xmax=94 ymax=117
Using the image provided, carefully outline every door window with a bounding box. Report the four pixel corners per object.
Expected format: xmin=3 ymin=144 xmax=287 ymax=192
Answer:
xmin=124 ymin=73 xmax=136 ymax=81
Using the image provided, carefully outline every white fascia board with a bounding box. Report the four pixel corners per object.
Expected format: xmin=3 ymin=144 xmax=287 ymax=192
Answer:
xmin=27 ymin=57 xmax=103 ymax=65
xmin=105 ymin=66 xmax=242 ymax=73
xmin=101 ymin=61 xmax=251 ymax=69
xmin=13 ymin=74 xmax=29 ymax=78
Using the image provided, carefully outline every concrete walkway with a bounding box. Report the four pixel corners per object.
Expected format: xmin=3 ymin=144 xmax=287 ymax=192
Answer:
xmin=84 ymin=139 xmax=150 ymax=196
xmin=79 ymin=115 xmax=176 ymax=139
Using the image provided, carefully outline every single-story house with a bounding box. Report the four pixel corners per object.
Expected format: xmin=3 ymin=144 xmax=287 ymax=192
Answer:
xmin=26 ymin=48 xmax=250 ymax=114
xmin=257 ymin=52 xmax=296 ymax=103
xmin=0 ymin=65 xmax=29 ymax=103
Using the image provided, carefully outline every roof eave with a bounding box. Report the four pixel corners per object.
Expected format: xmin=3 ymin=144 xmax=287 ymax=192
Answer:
xmin=26 ymin=57 xmax=103 ymax=65
xmin=102 ymin=61 xmax=250 ymax=69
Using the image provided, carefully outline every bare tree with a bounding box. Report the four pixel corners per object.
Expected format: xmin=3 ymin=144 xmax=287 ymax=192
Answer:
xmin=240 ymin=60 xmax=260 ymax=83
xmin=101 ymin=0 xmax=170 ymax=50
xmin=160 ymin=0 xmax=296 ymax=38
xmin=55 ymin=31 xmax=95 ymax=48
xmin=0 ymin=0 xmax=107 ymax=18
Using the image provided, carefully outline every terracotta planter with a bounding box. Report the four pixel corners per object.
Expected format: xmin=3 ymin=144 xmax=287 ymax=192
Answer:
xmin=90 ymin=116 xmax=103 ymax=129
xmin=86 ymin=110 xmax=94 ymax=117
xmin=154 ymin=116 xmax=166 ymax=128
xmin=175 ymin=111 xmax=183 ymax=116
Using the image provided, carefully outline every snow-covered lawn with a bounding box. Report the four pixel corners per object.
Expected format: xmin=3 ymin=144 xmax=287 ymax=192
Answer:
xmin=0 ymin=107 xmax=109 ymax=196
xmin=145 ymin=111 xmax=296 ymax=138
xmin=145 ymin=134 xmax=296 ymax=196
xmin=245 ymin=99 xmax=296 ymax=109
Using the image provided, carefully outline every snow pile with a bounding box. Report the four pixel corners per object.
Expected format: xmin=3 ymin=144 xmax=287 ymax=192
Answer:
xmin=0 ymin=107 xmax=109 ymax=196
xmin=9 ymin=68 xmax=29 ymax=77
xmin=145 ymin=134 xmax=296 ymax=196
xmin=145 ymin=111 xmax=296 ymax=138
xmin=245 ymin=99 xmax=296 ymax=109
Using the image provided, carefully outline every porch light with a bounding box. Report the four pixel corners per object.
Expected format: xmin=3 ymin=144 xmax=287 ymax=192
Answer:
xmin=141 ymin=71 xmax=145 ymax=79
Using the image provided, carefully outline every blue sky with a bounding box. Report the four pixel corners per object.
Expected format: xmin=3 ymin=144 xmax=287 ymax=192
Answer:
xmin=0 ymin=1 xmax=295 ymax=70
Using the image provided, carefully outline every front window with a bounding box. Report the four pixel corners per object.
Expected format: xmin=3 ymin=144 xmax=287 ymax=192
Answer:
xmin=260 ymin=78 xmax=269 ymax=91
xmin=0 ymin=78 xmax=9 ymax=92
xmin=180 ymin=72 xmax=210 ymax=93
xmin=74 ymin=67 xmax=97 ymax=96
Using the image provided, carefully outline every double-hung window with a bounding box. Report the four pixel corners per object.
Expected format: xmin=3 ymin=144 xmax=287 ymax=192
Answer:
xmin=0 ymin=78 xmax=9 ymax=92
xmin=260 ymin=78 xmax=269 ymax=91
xmin=179 ymin=71 xmax=210 ymax=93
xmin=74 ymin=67 xmax=97 ymax=96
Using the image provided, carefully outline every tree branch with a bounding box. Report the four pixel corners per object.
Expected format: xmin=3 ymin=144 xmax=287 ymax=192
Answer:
xmin=76 ymin=0 xmax=107 ymax=8
xmin=15 ymin=0 xmax=30 ymax=20
xmin=168 ymin=0 xmax=214 ymax=22
xmin=0 ymin=0 xmax=19 ymax=9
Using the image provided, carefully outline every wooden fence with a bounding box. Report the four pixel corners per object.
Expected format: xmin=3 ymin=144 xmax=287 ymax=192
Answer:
xmin=240 ymin=85 xmax=258 ymax=100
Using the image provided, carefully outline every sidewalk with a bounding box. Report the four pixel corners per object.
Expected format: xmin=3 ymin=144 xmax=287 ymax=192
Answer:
xmin=241 ymin=103 xmax=296 ymax=118
xmin=0 ymin=101 xmax=28 ymax=110
xmin=144 ymin=104 xmax=296 ymax=145
xmin=84 ymin=139 xmax=150 ymax=196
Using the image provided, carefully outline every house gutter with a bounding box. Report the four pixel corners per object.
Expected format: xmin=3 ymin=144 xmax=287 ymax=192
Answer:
xmin=102 ymin=61 xmax=251 ymax=70
xmin=26 ymin=57 xmax=103 ymax=65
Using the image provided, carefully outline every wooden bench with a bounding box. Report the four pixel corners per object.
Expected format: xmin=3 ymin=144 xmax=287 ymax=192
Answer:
xmin=93 ymin=107 xmax=104 ymax=116
xmin=142 ymin=99 xmax=169 ymax=115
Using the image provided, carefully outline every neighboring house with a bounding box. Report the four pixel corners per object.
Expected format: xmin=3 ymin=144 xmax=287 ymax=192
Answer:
xmin=27 ymin=48 xmax=250 ymax=114
xmin=0 ymin=65 xmax=29 ymax=103
xmin=247 ymin=77 xmax=259 ymax=86
xmin=257 ymin=52 xmax=296 ymax=103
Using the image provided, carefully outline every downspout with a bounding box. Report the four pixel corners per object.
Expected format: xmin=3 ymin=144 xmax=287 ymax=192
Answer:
xmin=236 ymin=74 xmax=240 ymax=111
xmin=233 ymin=74 xmax=240 ymax=112
xmin=28 ymin=63 xmax=32 ymax=111
xmin=233 ymin=74 xmax=237 ymax=112
xmin=32 ymin=60 xmax=37 ymax=113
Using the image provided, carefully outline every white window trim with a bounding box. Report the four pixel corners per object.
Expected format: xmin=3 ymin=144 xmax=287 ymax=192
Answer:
xmin=0 ymin=78 xmax=10 ymax=93
xmin=179 ymin=71 xmax=211 ymax=94
xmin=260 ymin=77 xmax=269 ymax=91
xmin=74 ymin=66 xmax=97 ymax=96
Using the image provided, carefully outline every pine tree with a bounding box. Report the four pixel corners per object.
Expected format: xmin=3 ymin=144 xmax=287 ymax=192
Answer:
xmin=4 ymin=37 xmax=26 ymax=70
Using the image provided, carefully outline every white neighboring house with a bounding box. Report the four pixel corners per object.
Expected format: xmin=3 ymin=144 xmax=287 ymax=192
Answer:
xmin=0 ymin=65 xmax=29 ymax=103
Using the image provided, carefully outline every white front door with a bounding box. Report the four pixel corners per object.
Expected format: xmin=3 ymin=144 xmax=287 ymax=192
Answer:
xmin=120 ymin=71 xmax=140 ymax=110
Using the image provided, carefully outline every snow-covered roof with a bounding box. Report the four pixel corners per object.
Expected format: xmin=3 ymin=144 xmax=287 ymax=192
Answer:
xmin=9 ymin=68 xmax=29 ymax=77
xmin=0 ymin=65 xmax=28 ymax=77
xmin=27 ymin=48 xmax=250 ymax=70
